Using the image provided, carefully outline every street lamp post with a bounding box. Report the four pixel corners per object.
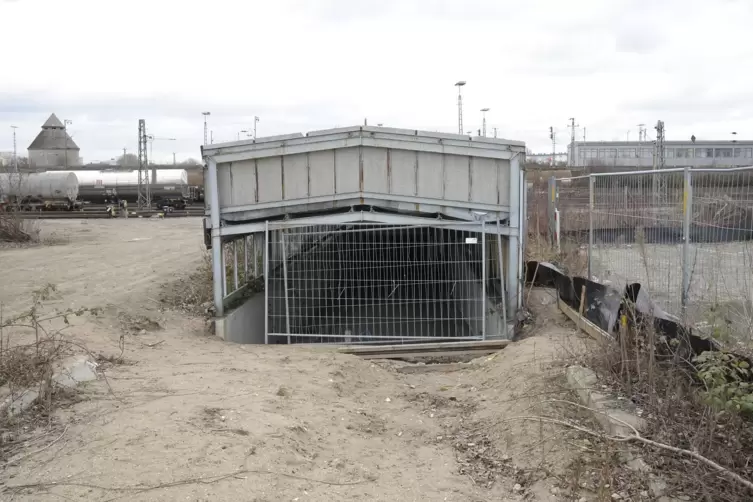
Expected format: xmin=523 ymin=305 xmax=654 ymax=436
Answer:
xmin=455 ymin=81 xmax=466 ymax=134
xmin=254 ymin=116 xmax=260 ymax=139
xmin=480 ymin=108 xmax=490 ymax=137
xmin=202 ymin=112 xmax=211 ymax=146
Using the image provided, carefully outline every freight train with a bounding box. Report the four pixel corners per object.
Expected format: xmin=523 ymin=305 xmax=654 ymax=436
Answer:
xmin=64 ymin=170 xmax=190 ymax=204
xmin=1 ymin=169 xmax=197 ymax=211
xmin=0 ymin=172 xmax=80 ymax=211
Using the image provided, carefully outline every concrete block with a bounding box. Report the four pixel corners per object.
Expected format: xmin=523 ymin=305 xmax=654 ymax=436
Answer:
xmin=566 ymin=365 xmax=645 ymax=437
xmin=4 ymin=389 xmax=40 ymax=418
xmin=53 ymin=356 xmax=98 ymax=388
xmin=214 ymin=292 xmax=265 ymax=344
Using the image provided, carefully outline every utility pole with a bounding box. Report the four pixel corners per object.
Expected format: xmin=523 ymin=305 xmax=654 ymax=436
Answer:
xmin=122 ymin=148 xmax=127 ymax=167
xmin=481 ymin=108 xmax=490 ymax=137
xmin=254 ymin=116 xmax=260 ymax=139
xmin=583 ymin=127 xmax=586 ymax=142
xmin=173 ymin=152 xmax=176 ymax=166
xmin=549 ymin=126 xmax=556 ymax=167
xmin=652 ymin=120 xmax=666 ymax=201
xmin=202 ymin=112 xmax=211 ymax=146
xmin=63 ymin=119 xmax=72 ymax=170
xmin=567 ymin=117 xmax=579 ymax=167
xmin=455 ymin=81 xmax=466 ymax=134
xmin=492 ymin=127 xmax=498 ymax=138
xmin=137 ymin=119 xmax=150 ymax=209
xmin=10 ymin=125 xmax=18 ymax=172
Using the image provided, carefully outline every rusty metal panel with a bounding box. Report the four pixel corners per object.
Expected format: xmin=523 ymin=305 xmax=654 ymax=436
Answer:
xmin=417 ymin=152 xmax=443 ymax=199
xmin=335 ymin=147 xmax=359 ymax=193
xmin=471 ymin=157 xmax=498 ymax=204
xmin=389 ymin=150 xmax=416 ymax=196
xmin=444 ymin=154 xmax=470 ymax=202
xmin=362 ymin=147 xmax=388 ymax=193
xmin=308 ymin=150 xmax=335 ymax=197
xmin=283 ymin=153 xmax=308 ymax=199
xmin=229 ymin=160 xmax=256 ymax=206
xmin=257 ymin=156 xmax=283 ymax=203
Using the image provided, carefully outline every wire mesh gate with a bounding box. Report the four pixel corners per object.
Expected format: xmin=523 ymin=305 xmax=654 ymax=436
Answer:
xmin=265 ymin=222 xmax=493 ymax=344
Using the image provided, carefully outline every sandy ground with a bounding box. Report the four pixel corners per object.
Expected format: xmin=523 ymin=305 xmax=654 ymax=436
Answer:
xmin=0 ymin=219 xmax=591 ymax=501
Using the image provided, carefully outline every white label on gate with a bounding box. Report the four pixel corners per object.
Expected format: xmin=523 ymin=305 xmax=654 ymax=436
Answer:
xmin=465 ymin=237 xmax=478 ymax=244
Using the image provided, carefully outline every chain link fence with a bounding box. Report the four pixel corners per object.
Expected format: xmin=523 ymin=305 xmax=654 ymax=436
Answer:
xmin=538 ymin=166 xmax=753 ymax=347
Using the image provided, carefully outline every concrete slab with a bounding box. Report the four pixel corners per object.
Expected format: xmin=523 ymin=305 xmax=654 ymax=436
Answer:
xmin=566 ymin=365 xmax=645 ymax=437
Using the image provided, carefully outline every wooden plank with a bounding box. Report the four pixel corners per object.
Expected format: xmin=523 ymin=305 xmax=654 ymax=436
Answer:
xmin=338 ymin=339 xmax=509 ymax=355
xmin=355 ymin=348 xmax=502 ymax=360
xmin=557 ymin=297 xmax=613 ymax=341
xmin=396 ymin=362 xmax=476 ymax=374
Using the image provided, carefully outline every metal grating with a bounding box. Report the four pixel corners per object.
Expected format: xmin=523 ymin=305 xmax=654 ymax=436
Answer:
xmin=266 ymin=224 xmax=488 ymax=344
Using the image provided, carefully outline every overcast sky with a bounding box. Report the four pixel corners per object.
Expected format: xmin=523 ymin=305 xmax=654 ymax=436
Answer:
xmin=1 ymin=0 xmax=752 ymax=163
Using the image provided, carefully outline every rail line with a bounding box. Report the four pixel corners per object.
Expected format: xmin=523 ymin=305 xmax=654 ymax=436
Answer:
xmin=11 ymin=206 xmax=206 ymax=219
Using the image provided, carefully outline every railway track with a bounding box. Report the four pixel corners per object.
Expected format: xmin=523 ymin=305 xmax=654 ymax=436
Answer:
xmin=12 ymin=206 xmax=206 ymax=219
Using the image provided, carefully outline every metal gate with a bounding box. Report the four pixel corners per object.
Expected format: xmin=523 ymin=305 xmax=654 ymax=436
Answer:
xmin=265 ymin=222 xmax=491 ymax=344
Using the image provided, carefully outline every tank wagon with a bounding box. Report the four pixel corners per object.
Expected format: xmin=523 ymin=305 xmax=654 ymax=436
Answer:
xmin=0 ymin=172 xmax=79 ymax=210
xmin=64 ymin=170 xmax=189 ymax=204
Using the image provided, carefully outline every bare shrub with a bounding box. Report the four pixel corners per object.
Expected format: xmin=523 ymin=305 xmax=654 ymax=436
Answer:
xmin=0 ymin=285 xmax=100 ymax=461
xmin=577 ymin=308 xmax=753 ymax=502
xmin=0 ymin=213 xmax=39 ymax=244
xmin=159 ymin=251 xmax=213 ymax=315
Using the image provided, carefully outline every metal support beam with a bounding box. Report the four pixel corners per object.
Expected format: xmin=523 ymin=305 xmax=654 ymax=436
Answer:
xmin=219 ymin=211 xmax=519 ymax=238
xmin=507 ymin=153 xmax=522 ymax=317
xmin=207 ymin=157 xmax=224 ymax=316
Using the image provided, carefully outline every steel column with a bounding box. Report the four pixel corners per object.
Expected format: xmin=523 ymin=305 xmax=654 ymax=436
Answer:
xmin=207 ymin=157 xmax=224 ymax=316
xmin=507 ymin=153 xmax=521 ymax=315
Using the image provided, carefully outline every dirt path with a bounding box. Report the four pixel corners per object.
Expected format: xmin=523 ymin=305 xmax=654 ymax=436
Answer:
xmin=0 ymin=220 xmax=587 ymax=501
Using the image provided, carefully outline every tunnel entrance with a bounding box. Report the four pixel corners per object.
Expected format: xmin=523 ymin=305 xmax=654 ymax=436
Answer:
xmin=266 ymin=223 xmax=503 ymax=344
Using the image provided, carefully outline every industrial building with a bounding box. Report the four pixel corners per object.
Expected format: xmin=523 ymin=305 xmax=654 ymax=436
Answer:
xmin=201 ymin=126 xmax=525 ymax=345
xmin=27 ymin=113 xmax=81 ymax=169
xmin=569 ymin=140 xmax=753 ymax=169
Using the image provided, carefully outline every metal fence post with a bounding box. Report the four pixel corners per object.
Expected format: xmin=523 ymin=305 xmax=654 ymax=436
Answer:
xmin=548 ymin=175 xmax=557 ymax=246
xmin=281 ymin=230 xmax=291 ymax=344
xmin=233 ymin=240 xmax=239 ymax=292
xmin=496 ymin=219 xmax=508 ymax=339
xmin=681 ymin=166 xmax=692 ymax=316
xmin=588 ymin=175 xmax=594 ymax=280
xmin=243 ymin=236 xmax=248 ymax=282
xmin=481 ymin=219 xmax=486 ymax=340
xmin=264 ymin=221 xmax=269 ymax=344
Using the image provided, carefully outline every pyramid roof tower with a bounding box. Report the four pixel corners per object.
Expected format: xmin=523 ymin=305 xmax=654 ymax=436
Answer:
xmin=28 ymin=113 xmax=79 ymax=150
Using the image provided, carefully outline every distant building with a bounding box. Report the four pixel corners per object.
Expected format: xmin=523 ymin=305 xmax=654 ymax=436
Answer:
xmin=27 ymin=113 xmax=81 ymax=169
xmin=568 ymin=140 xmax=753 ymax=169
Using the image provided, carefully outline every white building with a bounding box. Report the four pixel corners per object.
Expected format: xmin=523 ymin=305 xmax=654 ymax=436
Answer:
xmin=568 ymin=140 xmax=753 ymax=169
